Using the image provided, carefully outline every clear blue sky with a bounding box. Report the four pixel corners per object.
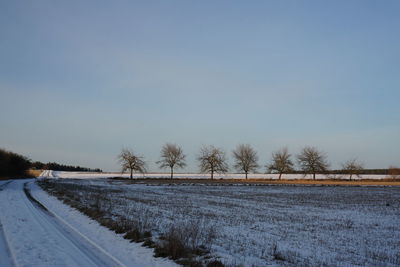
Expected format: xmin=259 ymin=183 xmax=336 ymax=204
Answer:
xmin=1 ymin=1 xmax=399 ymax=172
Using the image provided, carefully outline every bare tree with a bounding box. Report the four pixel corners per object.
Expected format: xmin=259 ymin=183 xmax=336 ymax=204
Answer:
xmin=118 ymin=148 xmax=146 ymax=179
xmin=232 ymin=144 xmax=259 ymax=179
xmin=268 ymin=148 xmax=294 ymax=180
xmin=297 ymin=146 xmax=329 ymax=180
xmin=197 ymin=145 xmax=228 ymax=179
xmin=157 ymin=143 xmax=186 ymax=179
xmin=341 ymin=159 xmax=363 ymax=180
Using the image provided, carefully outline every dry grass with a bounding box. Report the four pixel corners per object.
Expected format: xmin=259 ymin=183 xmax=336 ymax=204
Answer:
xmin=111 ymin=178 xmax=400 ymax=186
xmin=0 ymin=169 xmax=42 ymax=180
xmin=27 ymin=169 xmax=43 ymax=177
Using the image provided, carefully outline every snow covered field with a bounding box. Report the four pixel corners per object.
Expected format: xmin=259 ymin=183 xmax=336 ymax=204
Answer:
xmin=38 ymin=178 xmax=400 ymax=266
xmin=0 ymin=179 xmax=176 ymax=267
xmin=39 ymin=170 xmax=388 ymax=180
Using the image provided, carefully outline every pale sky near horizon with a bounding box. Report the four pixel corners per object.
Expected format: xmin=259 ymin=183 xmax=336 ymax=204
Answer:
xmin=1 ymin=1 xmax=399 ymax=172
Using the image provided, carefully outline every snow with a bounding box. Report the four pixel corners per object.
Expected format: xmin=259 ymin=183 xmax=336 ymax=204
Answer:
xmin=40 ymin=178 xmax=400 ymax=266
xmin=3 ymin=175 xmax=398 ymax=266
xmin=0 ymin=179 xmax=177 ymax=267
xmin=39 ymin=170 xmax=388 ymax=180
xmin=0 ymin=180 xmax=15 ymax=267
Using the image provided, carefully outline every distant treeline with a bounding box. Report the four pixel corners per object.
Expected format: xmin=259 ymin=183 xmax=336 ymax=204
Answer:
xmin=288 ymin=169 xmax=390 ymax=175
xmin=328 ymin=169 xmax=390 ymax=175
xmin=31 ymin=161 xmax=102 ymax=172
xmin=0 ymin=148 xmax=31 ymax=177
xmin=0 ymin=148 xmax=102 ymax=178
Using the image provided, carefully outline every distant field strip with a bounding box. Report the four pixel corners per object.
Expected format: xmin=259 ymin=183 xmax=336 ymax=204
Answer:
xmin=39 ymin=170 xmax=390 ymax=180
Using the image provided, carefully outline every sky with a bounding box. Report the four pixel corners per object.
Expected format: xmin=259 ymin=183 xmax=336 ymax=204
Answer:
xmin=1 ymin=1 xmax=399 ymax=172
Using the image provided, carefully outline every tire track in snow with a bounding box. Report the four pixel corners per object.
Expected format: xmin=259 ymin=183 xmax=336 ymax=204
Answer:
xmin=0 ymin=220 xmax=15 ymax=267
xmin=23 ymin=182 xmax=126 ymax=267
xmin=0 ymin=180 xmax=12 ymax=191
xmin=0 ymin=181 xmax=16 ymax=267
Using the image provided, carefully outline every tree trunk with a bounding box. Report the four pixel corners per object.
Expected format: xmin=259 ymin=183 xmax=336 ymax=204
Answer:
xmin=313 ymin=172 xmax=316 ymax=180
xmin=211 ymin=168 xmax=214 ymax=180
xmin=170 ymin=167 xmax=173 ymax=180
xmin=130 ymin=169 xmax=133 ymax=179
xmin=245 ymin=171 xmax=248 ymax=179
xmin=349 ymin=173 xmax=352 ymax=181
xmin=279 ymin=172 xmax=282 ymax=180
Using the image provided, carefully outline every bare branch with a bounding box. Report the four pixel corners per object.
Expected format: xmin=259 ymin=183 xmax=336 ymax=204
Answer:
xmin=341 ymin=159 xmax=363 ymax=180
xmin=117 ymin=148 xmax=146 ymax=179
xmin=267 ymin=147 xmax=294 ymax=179
xmin=297 ymin=146 xmax=329 ymax=180
xmin=197 ymin=145 xmax=228 ymax=179
xmin=232 ymin=144 xmax=259 ymax=179
xmin=157 ymin=143 xmax=186 ymax=179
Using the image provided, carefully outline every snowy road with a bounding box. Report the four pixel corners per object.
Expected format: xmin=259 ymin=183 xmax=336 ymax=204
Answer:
xmin=0 ymin=179 xmax=176 ymax=267
xmin=0 ymin=181 xmax=15 ymax=267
